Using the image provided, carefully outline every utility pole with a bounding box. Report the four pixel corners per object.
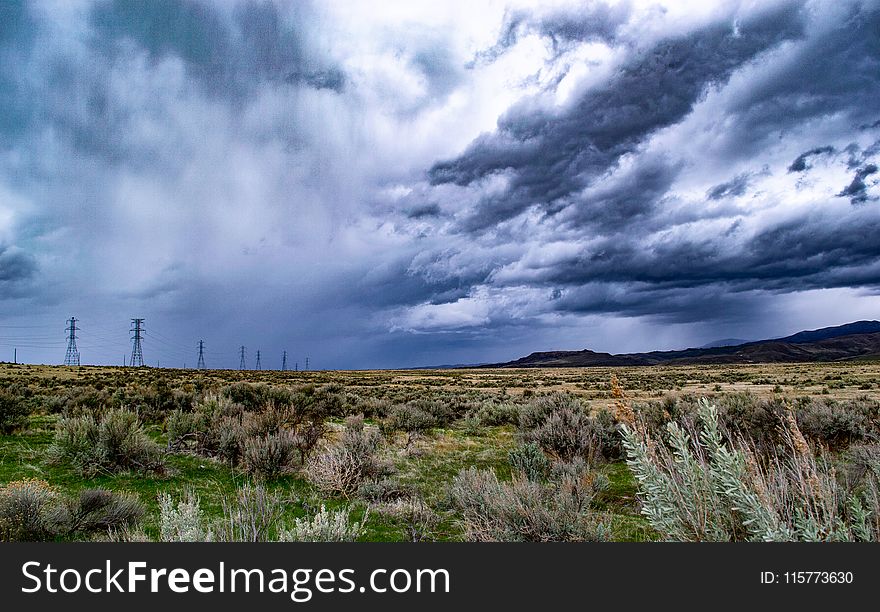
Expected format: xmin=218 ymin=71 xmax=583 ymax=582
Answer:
xmin=13 ymin=348 xmax=16 ymax=364
xmin=197 ymin=340 xmax=206 ymax=370
xmin=129 ymin=318 xmax=144 ymax=367
xmin=239 ymin=345 xmax=247 ymax=370
xmin=305 ymin=356 xmax=309 ymax=371
xmin=255 ymin=350 xmax=261 ymax=371
xmin=64 ymin=317 xmax=80 ymax=366
xmin=295 ymin=362 xmax=298 ymax=372
xmin=281 ymin=350 xmax=287 ymax=371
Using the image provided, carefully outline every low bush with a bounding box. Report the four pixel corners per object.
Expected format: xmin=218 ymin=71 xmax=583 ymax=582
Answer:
xmin=526 ymin=406 xmax=595 ymax=461
xmin=242 ymin=431 xmax=298 ymax=479
xmin=280 ymin=505 xmax=366 ymax=542
xmin=373 ymin=497 xmax=439 ymax=542
xmin=795 ymin=398 xmax=871 ymax=450
xmin=306 ymin=416 xmax=387 ymax=498
xmin=0 ymin=387 xmax=30 ymax=433
xmin=621 ymin=399 xmax=880 ymax=541
xmin=50 ymin=408 xmax=164 ymax=475
xmin=508 ymin=442 xmax=550 ymax=481
xmin=382 ymin=403 xmax=437 ymax=443
xmin=0 ymin=479 xmax=61 ymax=541
xmin=357 ymin=478 xmax=414 ymax=503
xmin=166 ymin=394 xmax=326 ymax=469
xmin=214 ymin=482 xmax=285 ymax=542
xmin=0 ymin=480 xmax=144 ymax=542
xmin=448 ymin=467 xmax=608 ymax=542
xmin=470 ymin=401 xmax=520 ymax=427
xmin=158 ymin=491 xmax=212 ymax=542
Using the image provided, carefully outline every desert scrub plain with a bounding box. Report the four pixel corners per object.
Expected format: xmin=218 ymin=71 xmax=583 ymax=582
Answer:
xmin=0 ymin=362 xmax=878 ymax=541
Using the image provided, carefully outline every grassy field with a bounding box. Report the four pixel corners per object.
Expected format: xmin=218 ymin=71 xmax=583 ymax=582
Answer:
xmin=1 ymin=361 xmax=878 ymax=541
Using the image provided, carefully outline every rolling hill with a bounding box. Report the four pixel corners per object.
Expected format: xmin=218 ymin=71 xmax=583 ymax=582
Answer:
xmin=485 ymin=321 xmax=880 ymax=368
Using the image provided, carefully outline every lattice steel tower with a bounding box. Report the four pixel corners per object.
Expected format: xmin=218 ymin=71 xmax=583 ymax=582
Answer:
xmin=129 ymin=318 xmax=145 ymax=367
xmin=64 ymin=317 xmax=79 ymax=366
xmin=197 ymin=340 xmax=206 ymax=370
xmin=255 ymin=350 xmax=261 ymax=371
xmin=239 ymin=345 xmax=247 ymax=370
xmin=281 ymin=350 xmax=287 ymax=371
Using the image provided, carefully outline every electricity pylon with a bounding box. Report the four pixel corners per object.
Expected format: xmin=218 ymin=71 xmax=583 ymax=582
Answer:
xmin=64 ymin=317 xmax=79 ymax=366
xmin=129 ymin=319 xmax=144 ymax=367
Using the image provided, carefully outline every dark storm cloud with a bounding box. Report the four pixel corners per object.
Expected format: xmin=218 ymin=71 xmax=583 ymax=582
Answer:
xmin=0 ymin=246 xmax=37 ymax=288
xmin=552 ymin=282 xmax=768 ymax=324
xmin=788 ymin=146 xmax=836 ymax=172
xmin=5 ymin=1 xmax=880 ymax=367
xmin=838 ymin=163 xmax=878 ymax=203
xmin=503 ymin=209 xmax=880 ymax=299
xmin=706 ymin=173 xmax=753 ymax=200
xmin=90 ymin=0 xmax=345 ymax=99
xmin=0 ymin=0 xmax=38 ymax=139
xmin=560 ymin=157 xmax=680 ymax=231
xmin=715 ymin=3 xmax=880 ymax=161
xmin=431 ymin=2 xmax=805 ymax=233
xmin=406 ymin=203 xmax=442 ymax=219
xmin=0 ymin=0 xmax=346 ymax=171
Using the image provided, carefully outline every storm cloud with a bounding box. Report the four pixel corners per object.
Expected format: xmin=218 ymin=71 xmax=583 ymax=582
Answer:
xmin=1 ymin=0 xmax=880 ymax=368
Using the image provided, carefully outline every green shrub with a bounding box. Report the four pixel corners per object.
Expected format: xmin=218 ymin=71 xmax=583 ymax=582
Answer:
xmin=508 ymin=442 xmax=550 ymax=481
xmin=0 ymin=387 xmax=30 ymax=433
xmin=280 ymin=505 xmax=366 ymax=542
xmin=519 ymin=393 xmax=584 ymax=431
xmin=158 ymin=491 xmax=212 ymax=542
xmin=473 ymin=401 xmax=520 ymax=426
xmin=357 ymin=478 xmax=414 ymax=503
xmin=166 ymin=393 xmax=325 ymax=467
xmin=621 ymin=399 xmax=880 ymax=541
xmin=795 ymin=398 xmax=870 ymax=449
xmin=214 ymin=483 xmax=285 ymax=542
xmin=383 ymin=403 xmax=437 ymax=441
xmin=448 ymin=467 xmax=608 ymax=542
xmin=306 ymin=416 xmax=387 ymax=498
xmin=0 ymin=479 xmax=63 ymax=541
xmin=50 ymin=408 xmax=164 ymax=475
xmin=241 ymin=431 xmax=298 ymax=479
xmin=526 ymin=406 xmax=595 ymax=461
xmin=0 ymin=480 xmax=143 ymax=542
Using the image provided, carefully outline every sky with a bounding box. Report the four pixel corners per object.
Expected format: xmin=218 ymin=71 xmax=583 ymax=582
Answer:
xmin=1 ymin=0 xmax=879 ymax=369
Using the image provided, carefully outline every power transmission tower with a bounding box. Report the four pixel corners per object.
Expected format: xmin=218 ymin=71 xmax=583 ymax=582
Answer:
xmin=197 ymin=340 xmax=206 ymax=369
xmin=305 ymin=357 xmax=309 ymax=371
xmin=129 ymin=318 xmax=145 ymax=367
xmin=255 ymin=350 xmax=261 ymax=371
xmin=281 ymin=350 xmax=287 ymax=371
xmin=295 ymin=362 xmax=298 ymax=372
xmin=64 ymin=317 xmax=79 ymax=366
xmin=239 ymin=346 xmax=247 ymax=370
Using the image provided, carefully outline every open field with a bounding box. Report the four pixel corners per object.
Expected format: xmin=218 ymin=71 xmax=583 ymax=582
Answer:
xmin=1 ymin=362 xmax=878 ymax=542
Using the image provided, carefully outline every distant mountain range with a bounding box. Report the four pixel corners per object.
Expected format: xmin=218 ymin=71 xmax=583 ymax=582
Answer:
xmin=482 ymin=320 xmax=880 ymax=368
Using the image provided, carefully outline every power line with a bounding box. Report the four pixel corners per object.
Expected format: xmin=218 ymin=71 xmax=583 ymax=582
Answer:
xmin=130 ymin=318 xmax=144 ymax=367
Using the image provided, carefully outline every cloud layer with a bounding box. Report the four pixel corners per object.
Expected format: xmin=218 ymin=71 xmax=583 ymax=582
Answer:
xmin=1 ymin=0 xmax=879 ymax=368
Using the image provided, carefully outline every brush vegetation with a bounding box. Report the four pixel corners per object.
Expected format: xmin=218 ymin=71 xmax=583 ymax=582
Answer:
xmin=0 ymin=362 xmax=878 ymax=541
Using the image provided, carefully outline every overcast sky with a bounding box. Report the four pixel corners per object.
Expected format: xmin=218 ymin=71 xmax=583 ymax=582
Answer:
xmin=1 ymin=0 xmax=879 ymax=369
